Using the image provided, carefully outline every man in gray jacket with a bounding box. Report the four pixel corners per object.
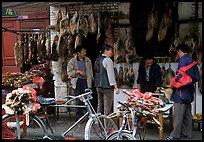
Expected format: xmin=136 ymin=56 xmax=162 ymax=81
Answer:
xmin=67 ymin=45 xmax=94 ymax=119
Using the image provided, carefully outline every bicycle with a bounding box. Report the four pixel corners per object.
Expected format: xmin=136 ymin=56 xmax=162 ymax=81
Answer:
xmin=106 ymin=92 xmax=161 ymax=140
xmin=2 ymin=88 xmax=49 ymax=140
xmin=2 ymin=88 xmax=118 ymax=140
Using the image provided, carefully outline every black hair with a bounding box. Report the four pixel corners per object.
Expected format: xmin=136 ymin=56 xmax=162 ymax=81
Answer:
xmin=176 ymin=44 xmax=190 ymax=53
xmin=101 ymin=44 xmax=113 ymax=54
xmin=75 ymin=45 xmax=86 ymax=54
xmin=143 ymin=54 xmax=154 ymax=61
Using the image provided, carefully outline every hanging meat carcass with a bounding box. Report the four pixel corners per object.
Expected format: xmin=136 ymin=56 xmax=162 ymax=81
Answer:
xmin=118 ymin=66 xmax=123 ymax=86
xmin=23 ymin=34 xmax=29 ymax=64
xmin=70 ymin=11 xmax=79 ymax=36
xmin=30 ymin=34 xmax=38 ymax=65
xmin=96 ymin=12 xmax=103 ymax=43
xmin=13 ymin=40 xmax=23 ymax=67
xmin=163 ymin=64 xmax=175 ymax=87
xmin=126 ymin=65 xmax=135 ymax=87
xmin=146 ymin=3 xmax=158 ymax=41
xmin=51 ymin=35 xmax=59 ymax=61
xmin=27 ymin=34 xmax=33 ymax=64
xmin=57 ymin=34 xmax=66 ymax=58
xmin=37 ymin=34 xmax=47 ymax=63
xmin=103 ymin=11 xmax=114 ymax=47
xmin=74 ymin=32 xmax=86 ymax=49
xmin=158 ymin=3 xmax=172 ymax=42
xmin=88 ymin=11 xmax=98 ymax=35
xmin=76 ymin=14 xmax=89 ymax=37
xmin=113 ymin=37 xmax=125 ymax=64
xmin=60 ymin=13 xmax=71 ymax=36
xmin=124 ymin=29 xmax=138 ymax=64
xmin=67 ymin=34 xmax=75 ymax=60
xmin=169 ymin=34 xmax=181 ymax=61
xmin=41 ymin=34 xmax=48 ymax=61
xmin=55 ymin=10 xmax=62 ymax=33
xmin=61 ymin=60 xmax=69 ymax=82
xmin=123 ymin=67 xmax=128 ymax=85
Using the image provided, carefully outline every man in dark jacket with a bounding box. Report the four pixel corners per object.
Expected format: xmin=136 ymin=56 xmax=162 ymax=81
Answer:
xmin=137 ymin=55 xmax=162 ymax=93
xmin=166 ymin=44 xmax=200 ymax=140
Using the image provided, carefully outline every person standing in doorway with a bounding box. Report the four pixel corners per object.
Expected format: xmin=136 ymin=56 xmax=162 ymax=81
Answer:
xmin=94 ymin=44 xmax=119 ymax=116
xmin=166 ymin=44 xmax=200 ymax=140
xmin=67 ymin=45 xmax=94 ymax=119
xmin=137 ymin=55 xmax=162 ymax=93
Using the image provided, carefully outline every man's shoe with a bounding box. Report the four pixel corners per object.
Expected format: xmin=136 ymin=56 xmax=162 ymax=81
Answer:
xmin=165 ymin=136 xmax=179 ymax=140
xmin=180 ymin=134 xmax=192 ymax=139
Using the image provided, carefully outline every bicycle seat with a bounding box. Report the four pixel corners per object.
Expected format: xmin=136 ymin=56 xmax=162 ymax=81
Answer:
xmin=37 ymin=95 xmax=55 ymax=105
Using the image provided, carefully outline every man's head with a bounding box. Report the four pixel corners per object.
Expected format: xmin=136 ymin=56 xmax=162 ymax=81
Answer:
xmin=176 ymin=44 xmax=190 ymax=58
xmin=76 ymin=45 xmax=87 ymax=58
xmin=143 ymin=55 xmax=154 ymax=68
xmin=101 ymin=44 xmax=114 ymax=57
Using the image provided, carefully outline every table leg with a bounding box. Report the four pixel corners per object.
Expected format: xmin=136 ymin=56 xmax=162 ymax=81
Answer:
xmin=169 ymin=107 xmax=173 ymax=131
xmin=159 ymin=112 xmax=164 ymax=140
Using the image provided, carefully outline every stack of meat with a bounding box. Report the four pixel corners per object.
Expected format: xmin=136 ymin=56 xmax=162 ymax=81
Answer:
xmin=123 ymin=89 xmax=164 ymax=115
xmin=2 ymin=63 xmax=53 ymax=88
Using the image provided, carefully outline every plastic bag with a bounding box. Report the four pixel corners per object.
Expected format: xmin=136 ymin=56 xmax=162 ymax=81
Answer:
xmin=32 ymin=76 xmax=45 ymax=89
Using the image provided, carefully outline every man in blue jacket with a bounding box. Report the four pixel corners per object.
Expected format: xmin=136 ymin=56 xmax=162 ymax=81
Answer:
xmin=166 ymin=44 xmax=200 ymax=140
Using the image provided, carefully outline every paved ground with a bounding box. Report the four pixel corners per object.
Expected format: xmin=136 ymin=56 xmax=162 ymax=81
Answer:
xmin=44 ymin=111 xmax=202 ymax=140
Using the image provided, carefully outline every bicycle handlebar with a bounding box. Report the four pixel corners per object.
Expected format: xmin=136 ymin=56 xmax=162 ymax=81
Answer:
xmin=65 ymin=89 xmax=93 ymax=104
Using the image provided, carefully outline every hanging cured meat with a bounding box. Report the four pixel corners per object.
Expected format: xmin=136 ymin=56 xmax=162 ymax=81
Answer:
xmin=126 ymin=65 xmax=135 ymax=87
xmin=117 ymin=66 xmax=123 ymax=86
xmin=13 ymin=40 xmax=23 ymax=67
xmin=70 ymin=11 xmax=79 ymax=36
xmin=158 ymin=3 xmax=172 ymax=42
xmin=113 ymin=37 xmax=125 ymax=64
xmin=27 ymin=34 xmax=32 ymax=64
xmin=88 ymin=11 xmax=98 ymax=35
xmin=41 ymin=34 xmax=48 ymax=61
xmin=31 ymin=34 xmax=38 ymax=65
xmin=74 ymin=32 xmax=85 ymax=49
xmin=169 ymin=34 xmax=181 ymax=60
xmin=61 ymin=60 xmax=69 ymax=82
xmin=23 ymin=34 xmax=29 ymax=64
xmin=103 ymin=11 xmax=114 ymax=47
xmin=76 ymin=14 xmax=89 ymax=37
xmin=163 ymin=64 xmax=175 ymax=87
xmin=124 ymin=29 xmax=138 ymax=64
xmin=37 ymin=34 xmax=47 ymax=63
xmin=51 ymin=35 xmax=59 ymax=61
xmin=55 ymin=10 xmax=62 ymax=33
xmin=67 ymin=34 xmax=75 ymax=60
xmin=57 ymin=34 xmax=66 ymax=58
xmin=96 ymin=12 xmax=103 ymax=43
xmin=60 ymin=13 xmax=70 ymax=36
xmin=146 ymin=3 xmax=158 ymax=41
xmin=123 ymin=67 xmax=128 ymax=85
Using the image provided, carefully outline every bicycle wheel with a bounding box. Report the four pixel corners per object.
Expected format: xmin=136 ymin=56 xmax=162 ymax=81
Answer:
xmin=2 ymin=113 xmax=47 ymax=140
xmin=106 ymin=130 xmax=136 ymax=140
xmin=84 ymin=114 xmax=118 ymax=140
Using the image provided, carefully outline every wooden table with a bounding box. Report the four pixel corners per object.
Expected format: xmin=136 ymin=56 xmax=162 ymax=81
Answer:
xmin=156 ymin=103 xmax=174 ymax=140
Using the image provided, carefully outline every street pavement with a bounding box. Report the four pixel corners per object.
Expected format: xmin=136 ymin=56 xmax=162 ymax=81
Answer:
xmin=44 ymin=111 xmax=202 ymax=140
